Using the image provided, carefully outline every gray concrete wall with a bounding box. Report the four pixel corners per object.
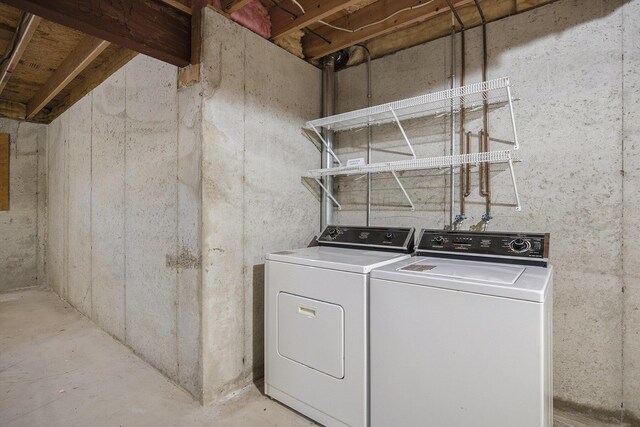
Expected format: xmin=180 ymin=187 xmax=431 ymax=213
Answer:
xmin=199 ymin=8 xmax=321 ymax=403
xmin=46 ymin=55 xmax=202 ymax=398
xmin=334 ymin=0 xmax=638 ymax=421
xmin=0 ymin=119 xmax=47 ymax=292
xmin=623 ymin=0 xmax=640 ymax=421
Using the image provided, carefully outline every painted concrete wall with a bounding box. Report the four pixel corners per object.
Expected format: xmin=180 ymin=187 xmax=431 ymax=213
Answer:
xmin=0 ymin=119 xmax=47 ymax=292
xmin=335 ymin=0 xmax=638 ymax=421
xmin=46 ymin=55 xmax=202 ymax=398
xmin=199 ymin=8 xmax=321 ymax=402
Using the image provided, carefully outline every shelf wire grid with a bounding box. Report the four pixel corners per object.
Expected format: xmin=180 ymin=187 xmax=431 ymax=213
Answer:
xmin=304 ymin=150 xmax=517 ymax=179
xmin=305 ymin=77 xmax=511 ymax=133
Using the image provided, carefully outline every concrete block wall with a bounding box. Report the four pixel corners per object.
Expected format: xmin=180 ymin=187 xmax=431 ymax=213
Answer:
xmin=46 ymin=55 xmax=203 ymax=398
xmin=334 ymin=0 xmax=638 ymax=422
xmin=0 ymin=119 xmax=47 ymax=292
xmin=199 ymin=8 xmax=321 ymax=403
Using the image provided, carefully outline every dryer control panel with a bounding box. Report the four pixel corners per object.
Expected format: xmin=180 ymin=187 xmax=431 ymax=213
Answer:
xmin=317 ymin=226 xmax=415 ymax=253
xmin=417 ymin=229 xmax=550 ymax=266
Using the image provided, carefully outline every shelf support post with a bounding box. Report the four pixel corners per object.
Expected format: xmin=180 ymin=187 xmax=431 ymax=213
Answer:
xmin=506 ymin=84 xmax=520 ymax=150
xmin=314 ymin=178 xmax=342 ymax=210
xmin=507 ymin=155 xmax=522 ymax=211
xmin=391 ymin=171 xmax=415 ymax=211
xmin=390 ymin=109 xmax=417 ymax=159
xmin=311 ymin=124 xmax=342 ymax=166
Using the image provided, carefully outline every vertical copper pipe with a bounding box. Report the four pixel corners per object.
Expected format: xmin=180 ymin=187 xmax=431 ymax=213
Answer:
xmin=459 ymin=29 xmax=466 ymax=217
xmin=465 ymin=132 xmax=471 ymax=197
xmin=479 ymin=130 xmax=487 ymax=196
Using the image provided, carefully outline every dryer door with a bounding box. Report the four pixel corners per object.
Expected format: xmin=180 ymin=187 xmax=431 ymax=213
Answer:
xmin=277 ymin=292 xmax=344 ymax=379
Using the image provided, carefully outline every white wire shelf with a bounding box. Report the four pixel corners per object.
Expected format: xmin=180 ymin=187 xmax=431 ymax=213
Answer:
xmin=304 ymin=77 xmax=513 ymax=133
xmin=304 ymin=150 xmax=517 ymax=179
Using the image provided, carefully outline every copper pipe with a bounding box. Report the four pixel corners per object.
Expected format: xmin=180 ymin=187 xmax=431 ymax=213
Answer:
xmin=459 ymin=28 xmax=466 ymax=217
xmin=479 ymin=130 xmax=487 ymax=196
xmin=465 ymin=131 xmax=471 ymax=197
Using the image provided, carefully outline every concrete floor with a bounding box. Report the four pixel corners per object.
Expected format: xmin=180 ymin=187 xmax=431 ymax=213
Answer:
xmin=0 ymin=288 xmax=619 ymax=427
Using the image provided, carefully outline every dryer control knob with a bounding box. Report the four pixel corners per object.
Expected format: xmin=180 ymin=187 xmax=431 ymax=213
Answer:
xmin=433 ymin=236 xmax=444 ymax=245
xmin=385 ymin=232 xmax=395 ymax=240
xmin=328 ymin=228 xmax=337 ymax=235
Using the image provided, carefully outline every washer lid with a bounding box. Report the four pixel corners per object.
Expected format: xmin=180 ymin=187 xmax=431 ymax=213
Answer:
xmin=371 ymin=256 xmax=552 ymax=302
xmin=266 ymin=246 xmax=411 ymax=274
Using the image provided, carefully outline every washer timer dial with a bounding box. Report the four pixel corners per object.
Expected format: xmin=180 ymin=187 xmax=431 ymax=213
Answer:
xmin=509 ymin=238 xmax=531 ymax=253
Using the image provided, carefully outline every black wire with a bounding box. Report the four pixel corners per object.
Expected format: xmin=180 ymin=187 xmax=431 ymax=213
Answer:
xmin=269 ymin=0 xmax=331 ymax=45
xmin=305 ymin=28 xmax=331 ymax=44
xmin=270 ymin=0 xmax=297 ymax=19
xmin=0 ymin=13 xmax=28 ymax=70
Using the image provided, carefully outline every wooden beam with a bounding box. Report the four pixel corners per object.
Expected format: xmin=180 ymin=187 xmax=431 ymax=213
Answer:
xmin=36 ymin=46 xmax=138 ymax=123
xmin=0 ymin=99 xmax=26 ymax=120
xmin=159 ymin=0 xmax=193 ymax=14
xmin=26 ymin=36 xmax=110 ymax=119
xmin=0 ymin=0 xmax=191 ymax=67
xmin=0 ymin=13 xmax=41 ymax=96
xmin=223 ymin=0 xmax=252 ymax=14
xmin=270 ymin=0 xmax=364 ymax=40
xmin=0 ymin=133 xmax=8 ymax=211
xmin=348 ymin=0 xmax=558 ymax=67
xmin=303 ymin=0 xmax=472 ymax=59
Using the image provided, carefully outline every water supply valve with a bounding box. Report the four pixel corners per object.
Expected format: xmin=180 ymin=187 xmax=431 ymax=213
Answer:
xmin=482 ymin=213 xmax=493 ymax=222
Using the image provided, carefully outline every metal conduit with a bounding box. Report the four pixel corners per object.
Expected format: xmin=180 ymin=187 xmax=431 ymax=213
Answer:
xmin=474 ymin=0 xmax=492 ymax=221
xmin=355 ymin=45 xmax=373 ymax=227
xmin=446 ymin=0 xmax=465 ymax=229
xmin=320 ymin=54 xmax=336 ymax=230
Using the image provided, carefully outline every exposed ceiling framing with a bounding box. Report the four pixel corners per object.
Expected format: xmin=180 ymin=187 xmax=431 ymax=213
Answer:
xmin=0 ymin=3 xmax=140 ymax=123
xmin=0 ymin=0 xmax=560 ymax=124
xmin=1 ymin=0 xmax=192 ymax=67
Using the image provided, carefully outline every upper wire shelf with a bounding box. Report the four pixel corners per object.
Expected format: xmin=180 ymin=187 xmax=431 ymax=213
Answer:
xmin=304 ymin=77 xmax=514 ymax=133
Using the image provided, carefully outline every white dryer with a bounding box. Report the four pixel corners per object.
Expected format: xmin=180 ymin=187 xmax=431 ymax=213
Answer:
xmin=369 ymin=229 xmax=553 ymax=427
xmin=265 ymin=226 xmax=415 ymax=427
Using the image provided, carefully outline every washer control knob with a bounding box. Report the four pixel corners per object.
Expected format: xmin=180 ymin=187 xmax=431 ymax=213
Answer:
xmin=385 ymin=232 xmax=395 ymax=240
xmin=509 ymin=238 xmax=530 ymax=253
xmin=328 ymin=228 xmax=337 ymax=235
xmin=433 ymin=236 xmax=444 ymax=245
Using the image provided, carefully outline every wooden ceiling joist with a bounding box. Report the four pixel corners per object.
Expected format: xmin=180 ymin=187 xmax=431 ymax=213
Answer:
xmin=0 ymin=99 xmax=26 ymax=121
xmin=224 ymin=0 xmax=253 ymax=14
xmin=0 ymin=13 xmax=41 ymax=96
xmin=270 ymin=0 xmax=365 ymax=40
xmin=26 ymin=36 xmax=110 ymax=119
xmin=302 ymin=0 xmax=473 ymax=59
xmin=0 ymin=0 xmax=192 ymax=67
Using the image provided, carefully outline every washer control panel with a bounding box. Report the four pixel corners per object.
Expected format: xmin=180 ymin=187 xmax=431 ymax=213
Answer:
xmin=318 ymin=226 xmax=415 ymax=253
xmin=418 ymin=229 xmax=549 ymax=260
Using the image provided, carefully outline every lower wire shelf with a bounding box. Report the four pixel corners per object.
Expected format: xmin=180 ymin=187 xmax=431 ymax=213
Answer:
xmin=305 ymin=150 xmax=522 ymax=212
xmin=304 ymin=150 xmax=516 ymax=178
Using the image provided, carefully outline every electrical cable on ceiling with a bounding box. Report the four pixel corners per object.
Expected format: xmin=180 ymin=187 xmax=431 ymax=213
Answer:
xmin=291 ymin=0 xmax=435 ymax=34
xmin=0 ymin=13 xmax=29 ymax=70
xmin=270 ymin=0 xmax=331 ymax=44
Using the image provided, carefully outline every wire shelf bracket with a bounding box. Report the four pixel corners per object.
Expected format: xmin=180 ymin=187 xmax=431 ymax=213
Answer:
xmin=313 ymin=177 xmax=342 ymax=211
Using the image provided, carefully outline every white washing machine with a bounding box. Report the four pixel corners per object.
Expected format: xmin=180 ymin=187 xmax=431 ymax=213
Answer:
xmin=370 ymin=229 xmax=553 ymax=427
xmin=265 ymin=226 xmax=415 ymax=427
